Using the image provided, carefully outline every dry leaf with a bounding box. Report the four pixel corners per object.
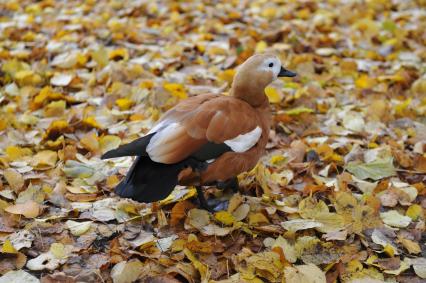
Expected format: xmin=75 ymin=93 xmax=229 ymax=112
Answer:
xmin=284 ymin=263 xmax=326 ymax=283
xmin=5 ymin=200 xmax=41 ymax=218
xmin=3 ymin=169 xmax=24 ymax=192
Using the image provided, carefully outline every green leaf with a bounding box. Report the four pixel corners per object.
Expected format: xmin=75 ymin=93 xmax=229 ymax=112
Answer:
xmin=346 ymin=158 xmax=396 ymax=180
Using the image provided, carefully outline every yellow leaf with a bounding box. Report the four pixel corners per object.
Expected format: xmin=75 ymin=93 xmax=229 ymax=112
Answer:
xmin=50 ymin=243 xmax=66 ymax=259
xmin=401 ymin=238 xmax=421 ymax=254
xmin=248 ymin=212 xmax=269 ymax=226
xmin=284 ymin=263 xmax=326 ymax=283
xmin=139 ymin=80 xmax=154 ymax=89
xmin=91 ymin=47 xmax=109 ymax=68
xmin=82 ymin=116 xmax=101 ymax=129
xmin=4 ymin=168 xmax=25 ymax=192
xmin=218 ymin=69 xmax=236 ymax=84
xmin=347 ymin=259 xmax=364 ymax=273
xmin=111 ymin=260 xmax=144 ymax=283
xmin=255 ymin=41 xmax=268 ymax=53
xmin=265 ymin=86 xmax=281 ymax=103
xmin=1 ymin=239 xmax=17 ymax=254
xmin=108 ymin=48 xmax=129 ymax=61
xmin=106 ymin=175 xmax=120 ymax=189
xmin=207 ymin=46 xmax=227 ymax=56
xmin=184 ymin=248 xmax=208 ymax=281
xmin=43 ymin=120 xmax=70 ymax=140
xmin=406 ymin=204 xmax=423 ymax=221
xmin=246 ymin=251 xmax=283 ymax=282
xmin=270 ymin=155 xmax=285 ymax=165
xmin=163 ymin=83 xmax=188 ymax=99
xmin=383 ymin=244 xmax=395 ymax=257
xmin=261 ymin=7 xmax=277 ymax=19
xmin=394 ymin=98 xmax=412 ymax=116
xmin=355 ymin=74 xmax=376 ymax=89
xmin=214 ymin=211 xmax=235 ymax=226
xmin=31 ymin=150 xmax=58 ymax=170
xmin=80 ymin=132 xmax=99 ymax=153
xmin=115 ymin=98 xmax=134 ymax=110
xmin=5 ymin=200 xmax=41 ymax=218
xmin=285 ymin=107 xmax=314 ymax=115
xmin=32 ymin=86 xmax=68 ymax=109
xmin=44 ymin=100 xmax=66 ymax=117
xmin=5 ymin=146 xmax=32 ymax=161
xmin=171 ymin=239 xmax=186 ymax=252
xmin=2 ymin=59 xmax=29 ymax=77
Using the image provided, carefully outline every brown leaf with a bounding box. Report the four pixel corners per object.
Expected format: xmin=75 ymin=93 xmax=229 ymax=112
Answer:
xmin=170 ymin=200 xmax=195 ymax=226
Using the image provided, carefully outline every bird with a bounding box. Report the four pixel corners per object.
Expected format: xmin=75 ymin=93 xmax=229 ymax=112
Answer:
xmin=102 ymin=53 xmax=296 ymax=211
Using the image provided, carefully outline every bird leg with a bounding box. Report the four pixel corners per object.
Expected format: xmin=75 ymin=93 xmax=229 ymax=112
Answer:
xmin=196 ymin=186 xmax=233 ymax=212
xmin=216 ymin=177 xmax=239 ymax=193
xmin=184 ymin=157 xmax=208 ymax=172
xmin=196 ymin=186 xmax=214 ymax=212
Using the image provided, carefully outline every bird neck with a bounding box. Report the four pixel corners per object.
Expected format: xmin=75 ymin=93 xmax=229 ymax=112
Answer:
xmin=230 ymin=81 xmax=269 ymax=108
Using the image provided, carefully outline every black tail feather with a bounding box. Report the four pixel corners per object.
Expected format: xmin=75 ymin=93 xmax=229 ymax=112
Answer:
xmin=114 ymin=156 xmax=186 ymax=203
xmin=101 ymin=133 xmax=155 ymax=159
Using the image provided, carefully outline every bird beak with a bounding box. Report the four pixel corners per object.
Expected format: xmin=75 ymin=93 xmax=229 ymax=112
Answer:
xmin=278 ymin=67 xmax=297 ymax=77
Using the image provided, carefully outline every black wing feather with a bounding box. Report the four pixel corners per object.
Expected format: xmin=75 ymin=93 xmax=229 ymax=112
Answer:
xmin=101 ymin=133 xmax=155 ymax=159
xmin=106 ymin=133 xmax=233 ymax=203
xmin=190 ymin=142 xmax=232 ymax=161
xmin=115 ymin=156 xmax=185 ymax=202
xmin=102 ymin=133 xmax=232 ymax=162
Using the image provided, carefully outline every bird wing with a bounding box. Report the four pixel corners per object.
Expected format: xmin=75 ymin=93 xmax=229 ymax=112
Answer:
xmin=102 ymin=94 xmax=263 ymax=164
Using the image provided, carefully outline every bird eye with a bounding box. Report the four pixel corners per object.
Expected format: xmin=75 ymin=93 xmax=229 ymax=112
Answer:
xmin=268 ymin=63 xmax=274 ymax=68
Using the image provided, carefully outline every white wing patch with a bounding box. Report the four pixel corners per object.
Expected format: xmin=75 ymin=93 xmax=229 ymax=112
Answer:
xmin=224 ymin=126 xmax=262 ymax=152
xmin=148 ymin=119 xmax=172 ymax=134
xmin=146 ymin=122 xmax=182 ymax=162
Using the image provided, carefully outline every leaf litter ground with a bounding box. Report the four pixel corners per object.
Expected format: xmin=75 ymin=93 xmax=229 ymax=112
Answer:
xmin=0 ymin=0 xmax=425 ymax=282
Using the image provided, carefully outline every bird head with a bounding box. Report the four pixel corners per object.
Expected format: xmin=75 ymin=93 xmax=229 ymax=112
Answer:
xmin=231 ymin=53 xmax=296 ymax=106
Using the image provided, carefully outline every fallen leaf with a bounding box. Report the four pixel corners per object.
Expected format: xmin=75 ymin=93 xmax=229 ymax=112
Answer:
xmin=346 ymin=158 xmax=396 ymax=180
xmin=31 ymin=150 xmax=58 ymax=170
xmin=50 ymin=73 xmax=74 ymax=86
xmin=65 ymin=220 xmax=92 ymax=236
xmin=281 ymin=219 xmax=323 ymax=232
xmin=1 ymin=239 xmax=17 ymax=254
xmin=0 ymin=270 xmax=39 ymax=283
xmin=232 ymin=203 xmax=250 ymax=221
xmin=3 ymin=169 xmax=24 ymax=192
xmin=214 ymin=211 xmax=235 ymax=226
xmin=405 ymin=204 xmax=423 ymax=221
xmin=187 ymin=209 xmax=210 ymax=230
xmin=400 ymin=238 xmax=421 ymax=254
xmin=110 ymin=260 xmax=144 ymax=283
xmin=272 ymin=236 xmax=297 ymax=263
xmin=8 ymin=230 xmax=34 ymax=251
xmin=412 ymin=258 xmax=426 ymax=279
xmin=26 ymin=245 xmax=71 ymax=271
xmin=380 ymin=210 xmax=411 ymax=228
xmin=245 ymin=251 xmax=283 ymax=282
xmin=284 ymin=263 xmax=326 ymax=283
xmin=285 ymin=107 xmax=314 ymax=116
xmin=5 ymin=200 xmax=41 ymax=218
xmin=265 ymin=86 xmax=282 ymax=103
